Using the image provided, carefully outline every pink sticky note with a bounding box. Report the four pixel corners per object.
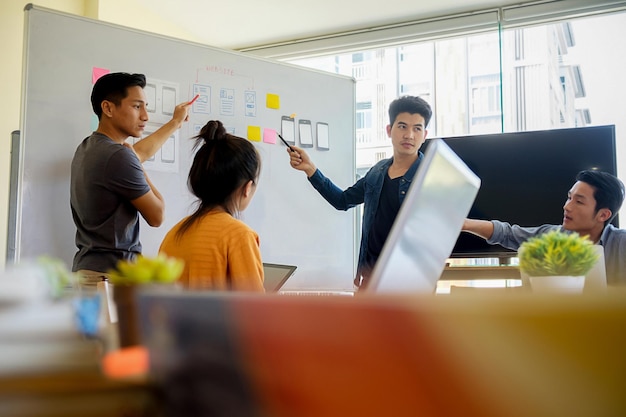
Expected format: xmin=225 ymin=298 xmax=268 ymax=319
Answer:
xmin=263 ymin=128 xmax=277 ymax=144
xmin=92 ymin=67 xmax=110 ymax=84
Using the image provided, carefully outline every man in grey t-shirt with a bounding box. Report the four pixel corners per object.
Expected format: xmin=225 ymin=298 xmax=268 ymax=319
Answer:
xmin=71 ymin=72 xmax=190 ymax=285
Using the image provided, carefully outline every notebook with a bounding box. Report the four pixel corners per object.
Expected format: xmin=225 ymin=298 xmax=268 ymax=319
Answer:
xmin=365 ymin=139 xmax=481 ymax=293
xmin=263 ymin=263 xmax=297 ymax=292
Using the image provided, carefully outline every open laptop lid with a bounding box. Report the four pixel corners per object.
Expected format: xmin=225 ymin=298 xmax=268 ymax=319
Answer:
xmin=366 ymin=139 xmax=481 ymax=294
xmin=263 ymin=263 xmax=297 ymax=292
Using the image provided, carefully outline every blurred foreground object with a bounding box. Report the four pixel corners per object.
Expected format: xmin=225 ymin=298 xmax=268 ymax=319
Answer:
xmin=138 ymin=289 xmax=626 ymax=417
xmin=0 ymin=258 xmax=77 ymax=305
xmin=0 ymin=262 xmax=156 ymax=416
xmin=108 ymin=254 xmax=184 ymax=286
xmin=109 ymin=254 xmax=184 ymax=348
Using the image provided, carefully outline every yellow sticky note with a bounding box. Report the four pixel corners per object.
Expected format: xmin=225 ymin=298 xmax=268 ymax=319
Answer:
xmin=247 ymin=125 xmax=262 ymax=142
xmin=266 ymin=93 xmax=280 ymax=109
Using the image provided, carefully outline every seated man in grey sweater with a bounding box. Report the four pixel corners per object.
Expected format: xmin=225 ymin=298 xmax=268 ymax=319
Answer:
xmin=462 ymin=170 xmax=626 ymax=286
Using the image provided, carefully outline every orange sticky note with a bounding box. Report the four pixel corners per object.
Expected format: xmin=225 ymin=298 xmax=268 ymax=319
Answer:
xmin=247 ymin=125 xmax=262 ymax=142
xmin=266 ymin=93 xmax=280 ymax=109
xmin=102 ymin=346 xmax=149 ymax=379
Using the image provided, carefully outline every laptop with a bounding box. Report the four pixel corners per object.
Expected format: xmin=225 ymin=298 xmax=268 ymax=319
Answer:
xmin=263 ymin=263 xmax=297 ymax=292
xmin=365 ymin=139 xmax=481 ymax=293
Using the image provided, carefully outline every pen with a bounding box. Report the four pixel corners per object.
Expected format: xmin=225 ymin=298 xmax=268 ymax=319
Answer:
xmin=277 ymin=133 xmax=296 ymax=153
xmin=188 ymin=94 xmax=200 ymax=105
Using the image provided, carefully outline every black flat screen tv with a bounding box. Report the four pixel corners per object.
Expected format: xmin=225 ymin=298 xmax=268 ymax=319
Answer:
xmin=422 ymin=125 xmax=618 ymax=259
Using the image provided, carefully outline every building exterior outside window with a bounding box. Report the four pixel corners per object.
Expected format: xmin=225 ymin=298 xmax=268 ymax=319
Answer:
xmin=289 ymin=22 xmax=589 ymax=171
xmin=286 ymin=12 xmax=625 ymax=285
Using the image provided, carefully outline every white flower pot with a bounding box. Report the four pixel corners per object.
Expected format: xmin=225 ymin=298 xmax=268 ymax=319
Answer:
xmin=528 ymin=275 xmax=585 ymax=293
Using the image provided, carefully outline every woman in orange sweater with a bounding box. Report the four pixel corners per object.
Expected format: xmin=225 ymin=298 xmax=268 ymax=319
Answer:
xmin=159 ymin=120 xmax=264 ymax=291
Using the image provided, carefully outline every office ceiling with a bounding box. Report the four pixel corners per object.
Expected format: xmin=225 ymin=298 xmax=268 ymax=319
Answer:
xmin=137 ymin=0 xmax=527 ymax=50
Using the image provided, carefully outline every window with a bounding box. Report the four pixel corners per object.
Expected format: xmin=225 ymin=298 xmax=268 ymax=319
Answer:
xmin=287 ymin=12 xmax=626 ymax=178
xmin=355 ymin=101 xmax=372 ymax=130
xmin=355 ymin=101 xmax=373 ymax=146
xmin=278 ymin=8 xmax=626 ymax=271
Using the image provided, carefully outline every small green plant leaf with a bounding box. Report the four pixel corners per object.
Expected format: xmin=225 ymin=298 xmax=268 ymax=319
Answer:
xmin=108 ymin=254 xmax=184 ymax=285
xmin=518 ymin=230 xmax=599 ymax=276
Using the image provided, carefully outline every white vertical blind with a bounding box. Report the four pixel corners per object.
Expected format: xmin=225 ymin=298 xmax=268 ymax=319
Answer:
xmin=239 ymin=11 xmax=499 ymax=60
xmin=240 ymin=0 xmax=626 ymax=60
xmin=502 ymin=0 xmax=626 ymax=27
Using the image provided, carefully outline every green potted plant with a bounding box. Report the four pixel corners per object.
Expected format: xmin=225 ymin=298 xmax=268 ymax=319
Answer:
xmin=108 ymin=253 xmax=184 ymax=347
xmin=108 ymin=253 xmax=184 ymax=286
xmin=518 ymin=230 xmax=600 ymax=293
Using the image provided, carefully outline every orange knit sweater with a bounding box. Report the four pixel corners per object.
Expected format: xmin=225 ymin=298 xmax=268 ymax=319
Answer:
xmin=159 ymin=211 xmax=264 ymax=291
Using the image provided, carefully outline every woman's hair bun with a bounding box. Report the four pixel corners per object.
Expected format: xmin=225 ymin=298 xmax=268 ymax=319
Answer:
xmin=197 ymin=120 xmax=227 ymax=142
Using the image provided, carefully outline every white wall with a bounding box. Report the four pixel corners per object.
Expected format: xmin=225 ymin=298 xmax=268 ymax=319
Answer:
xmin=0 ymin=1 xmax=87 ymax=270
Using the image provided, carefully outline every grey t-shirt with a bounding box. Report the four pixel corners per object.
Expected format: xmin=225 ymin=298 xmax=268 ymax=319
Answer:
xmin=70 ymin=132 xmax=150 ymax=272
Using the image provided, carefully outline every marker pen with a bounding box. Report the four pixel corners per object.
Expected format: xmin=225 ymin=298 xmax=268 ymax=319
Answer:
xmin=277 ymin=133 xmax=296 ymax=153
xmin=188 ymin=94 xmax=200 ymax=105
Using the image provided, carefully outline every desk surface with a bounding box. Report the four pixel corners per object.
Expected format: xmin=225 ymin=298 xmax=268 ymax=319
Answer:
xmin=441 ymin=265 xmax=521 ymax=280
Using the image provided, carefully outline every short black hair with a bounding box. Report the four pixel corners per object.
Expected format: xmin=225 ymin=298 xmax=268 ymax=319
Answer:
xmin=576 ymin=170 xmax=625 ymax=225
xmin=388 ymin=96 xmax=433 ymax=127
xmin=90 ymin=72 xmax=146 ymax=118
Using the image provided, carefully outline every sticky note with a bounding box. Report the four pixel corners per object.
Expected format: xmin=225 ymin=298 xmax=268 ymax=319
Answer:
xmin=266 ymin=93 xmax=280 ymax=109
xmin=90 ymin=114 xmax=99 ymax=131
xmin=92 ymin=67 xmax=110 ymax=84
xmin=247 ymin=125 xmax=262 ymax=142
xmin=263 ymin=128 xmax=277 ymax=144
xmin=102 ymin=346 xmax=149 ymax=379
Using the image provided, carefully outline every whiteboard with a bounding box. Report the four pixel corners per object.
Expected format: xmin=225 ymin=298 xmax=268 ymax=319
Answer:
xmin=15 ymin=5 xmax=356 ymax=291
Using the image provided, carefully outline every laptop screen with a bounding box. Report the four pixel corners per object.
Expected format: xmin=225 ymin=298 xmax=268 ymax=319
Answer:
xmin=366 ymin=139 xmax=481 ymax=293
xmin=263 ymin=263 xmax=297 ymax=292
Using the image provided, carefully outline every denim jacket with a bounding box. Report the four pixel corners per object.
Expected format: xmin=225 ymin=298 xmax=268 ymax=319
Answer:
xmin=308 ymin=153 xmax=424 ymax=284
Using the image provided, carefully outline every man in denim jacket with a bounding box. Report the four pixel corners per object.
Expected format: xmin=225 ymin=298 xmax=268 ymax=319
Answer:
xmin=287 ymin=96 xmax=432 ymax=290
xmin=462 ymin=170 xmax=626 ymax=286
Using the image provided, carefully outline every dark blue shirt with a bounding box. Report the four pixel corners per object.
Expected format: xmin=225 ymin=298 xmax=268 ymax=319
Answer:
xmin=362 ymin=174 xmax=401 ymax=283
xmin=308 ymin=154 xmax=423 ymax=287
